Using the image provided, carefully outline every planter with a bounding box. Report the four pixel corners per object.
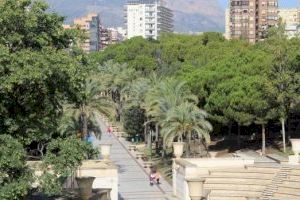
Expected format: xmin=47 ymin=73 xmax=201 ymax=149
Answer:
xmin=173 ymin=142 xmax=185 ymax=159
xmin=94 ymin=189 xmax=112 ymax=200
xmin=76 ymin=177 xmax=95 ymax=200
xmin=100 ymin=144 xmax=112 ymax=160
xmin=186 ymin=178 xmax=206 ymax=200
xmin=291 ymin=139 xmax=300 ymax=155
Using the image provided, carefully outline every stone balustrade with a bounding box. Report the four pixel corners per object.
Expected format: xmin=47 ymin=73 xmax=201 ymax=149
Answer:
xmin=27 ymin=160 xmax=118 ymax=200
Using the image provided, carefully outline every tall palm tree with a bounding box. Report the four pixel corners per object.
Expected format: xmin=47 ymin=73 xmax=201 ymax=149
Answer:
xmin=58 ymin=110 xmax=80 ymax=137
xmin=99 ymin=61 xmax=137 ymax=121
xmin=145 ymin=78 xmax=198 ymax=122
xmin=66 ymin=77 xmax=114 ymax=138
xmin=144 ymin=78 xmax=199 ymax=156
xmin=161 ymin=102 xmax=212 ymax=156
xmin=58 ymin=108 xmax=102 ymax=138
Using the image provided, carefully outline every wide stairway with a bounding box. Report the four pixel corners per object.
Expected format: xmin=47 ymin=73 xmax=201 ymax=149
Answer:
xmin=203 ymin=165 xmax=280 ymax=200
xmin=269 ymin=166 xmax=300 ymax=200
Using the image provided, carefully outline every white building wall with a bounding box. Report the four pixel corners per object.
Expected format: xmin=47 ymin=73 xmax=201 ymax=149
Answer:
xmin=225 ymin=9 xmax=231 ymax=39
xmin=125 ymin=0 xmax=172 ymax=40
xmin=127 ymin=4 xmax=146 ymax=39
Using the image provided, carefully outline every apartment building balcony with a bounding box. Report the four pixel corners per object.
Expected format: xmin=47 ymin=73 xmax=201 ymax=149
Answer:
xmin=145 ymin=8 xmax=155 ymax=12
xmin=145 ymin=26 xmax=155 ymax=30
xmin=145 ymin=15 xmax=155 ymax=19
xmin=145 ymin=20 xmax=156 ymax=24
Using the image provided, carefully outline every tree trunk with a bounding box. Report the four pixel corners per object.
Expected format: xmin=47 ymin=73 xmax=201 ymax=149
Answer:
xmin=82 ymin=112 xmax=88 ymax=139
xmin=144 ymin=123 xmax=148 ymax=145
xmin=237 ymin=124 xmax=241 ymax=148
xmin=281 ymin=118 xmax=286 ymax=153
xmin=162 ymin=143 xmax=166 ymax=159
xmin=287 ymin=117 xmax=292 ymax=139
xmin=186 ymin=132 xmax=192 ymax=157
xmin=155 ymin=123 xmax=159 ymax=142
xmin=262 ymin=124 xmax=266 ymax=156
xmin=228 ymin=123 xmax=233 ymax=140
xmin=148 ymin=130 xmax=152 ymax=150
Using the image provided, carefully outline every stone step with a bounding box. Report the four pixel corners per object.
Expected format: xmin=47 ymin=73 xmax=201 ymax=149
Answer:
xmin=289 ymin=175 xmax=300 ymax=181
xmin=273 ymin=192 xmax=300 ymax=200
xmin=208 ymin=172 xmax=274 ymax=179
xmin=277 ymin=186 xmax=300 ymax=196
xmin=209 ymin=190 xmax=261 ymax=197
xmin=209 ymin=197 xmax=247 ymax=200
xmin=205 ymin=177 xmax=272 ymax=185
xmin=211 ymin=168 xmax=278 ymax=174
xmin=282 ymin=180 xmax=300 ymax=188
xmin=204 ymin=183 xmax=266 ymax=191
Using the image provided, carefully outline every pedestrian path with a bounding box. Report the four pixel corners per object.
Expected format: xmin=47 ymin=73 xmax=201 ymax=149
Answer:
xmin=97 ymin=119 xmax=176 ymax=200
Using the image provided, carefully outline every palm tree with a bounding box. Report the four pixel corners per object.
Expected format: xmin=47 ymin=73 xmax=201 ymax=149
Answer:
xmin=160 ymin=102 xmax=213 ymax=156
xmin=144 ymin=78 xmax=199 ymax=156
xmin=123 ymin=78 xmax=151 ymax=108
xmin=145 ymin=78 xmax=198 ymax=122
xmin=58 ymin=110 xmax=81 ymax=137
xmin=65 ymin=77 xmax=114 ymax=138
xmin=58 ymin=109 xmax=102 ymax=138
xmin=99 ymin=61 xmax=137 ymax=121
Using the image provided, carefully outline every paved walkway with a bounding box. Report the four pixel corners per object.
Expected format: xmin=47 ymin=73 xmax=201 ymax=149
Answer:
xmin=97 ymin=119 xmax=175 ymax=200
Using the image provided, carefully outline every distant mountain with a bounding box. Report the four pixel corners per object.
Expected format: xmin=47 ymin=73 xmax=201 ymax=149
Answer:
xmin=45 ymin=0 xmax=225 ymax=33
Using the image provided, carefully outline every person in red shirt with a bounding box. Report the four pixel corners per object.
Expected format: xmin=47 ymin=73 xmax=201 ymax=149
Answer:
xmin=107 ymin=126 xmax=113 ymax=136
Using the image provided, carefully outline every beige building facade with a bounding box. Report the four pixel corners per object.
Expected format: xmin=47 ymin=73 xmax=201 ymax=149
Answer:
xmin=229 ymin=0 xmax=279 ymax=43
xmin=279 ymin=8 xmax=300 ymax=25
xmin=278 ymin=8 xmax=300 ymax=38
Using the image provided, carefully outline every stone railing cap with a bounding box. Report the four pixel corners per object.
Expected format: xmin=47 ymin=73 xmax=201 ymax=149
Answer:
xmin=186 ymin=178 xmax=206 ymax=182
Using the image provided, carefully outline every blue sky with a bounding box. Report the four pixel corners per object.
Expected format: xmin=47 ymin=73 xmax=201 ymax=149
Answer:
xmin=218 ymin=0 xmax=300 ymax=8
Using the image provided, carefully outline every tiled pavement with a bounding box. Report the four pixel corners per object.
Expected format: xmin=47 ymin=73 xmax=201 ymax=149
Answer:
xmin=97 ymin=119 xmax=177 ymax=200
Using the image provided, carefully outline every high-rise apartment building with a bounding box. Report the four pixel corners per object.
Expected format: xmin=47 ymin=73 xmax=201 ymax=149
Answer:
xmin=73 ymin=13 xmax=100 ymax=52
xmin=279 ymin=8 xmax=300 ymax=25
xmin=73 ymin=13 xmax=106 ymax=52
xmin=225 ymin=9 xmax=231 ymax=39
xmin=278 ymin=8 xmax=300 ymax=38
xmin=124 ymin=0 xmax=173 ymax=39
xmin=229 ymin=0 xmax=279 ymax=43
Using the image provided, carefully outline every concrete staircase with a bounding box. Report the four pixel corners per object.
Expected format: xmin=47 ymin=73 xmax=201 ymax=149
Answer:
xmin=270 ymin=167 xmax=300 ymax=200
xmin=204 ymin=165 xmax=280 ymax=200
xmin=259 ymin=166 xmax=292 ymax=200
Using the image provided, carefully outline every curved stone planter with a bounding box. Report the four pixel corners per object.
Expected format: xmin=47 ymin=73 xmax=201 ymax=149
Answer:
xmin=291 ymin=139 xmax=300 ymax=155
xmin=173 ymin=142 xmax=185 ymax=159
xmin=76 ymin=177 xmax=95 ymax=200
xmin=186 ymin=178 xmax=206 ymax=200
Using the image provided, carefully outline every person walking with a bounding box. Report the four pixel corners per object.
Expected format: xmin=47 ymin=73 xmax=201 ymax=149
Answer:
xmin=107 ymin=126 xmax=113 ymax=137
xmin=149 ymin=167 xmax=161 ymax=186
